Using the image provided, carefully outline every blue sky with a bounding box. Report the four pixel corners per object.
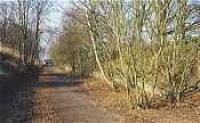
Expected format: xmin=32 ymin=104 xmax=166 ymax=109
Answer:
xmin=42 ymin=0 xmax=72 ymax=58
xmin=46 ymin=0 xmax=70 ymax=32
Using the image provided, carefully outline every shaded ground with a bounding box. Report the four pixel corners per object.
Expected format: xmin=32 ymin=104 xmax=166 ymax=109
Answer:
xmin=1 ymin=66 xmax=199 ymax=123
xmin=0 ymin=71 xmax=122 ymax=123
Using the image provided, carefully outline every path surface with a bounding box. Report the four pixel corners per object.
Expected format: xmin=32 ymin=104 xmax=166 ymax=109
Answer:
xmin=0 ymin=72 xmax=122 ymax=123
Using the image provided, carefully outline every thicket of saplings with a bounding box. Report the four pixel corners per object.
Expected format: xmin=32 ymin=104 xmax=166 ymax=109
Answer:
xmin=50 ymin=0 xmax=200 ymax=108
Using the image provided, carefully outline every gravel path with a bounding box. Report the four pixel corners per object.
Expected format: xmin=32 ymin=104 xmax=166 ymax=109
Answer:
xmin=0 ymin=73 xmax=122 ymax=123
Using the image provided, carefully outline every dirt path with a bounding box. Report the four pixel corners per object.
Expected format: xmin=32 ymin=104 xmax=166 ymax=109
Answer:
xmin=0 ymin=73 xmax=122 ymax=123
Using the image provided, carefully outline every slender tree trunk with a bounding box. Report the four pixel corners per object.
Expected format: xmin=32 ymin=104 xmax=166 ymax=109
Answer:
xmin=85 ymin=8 xmax=113 ymax=89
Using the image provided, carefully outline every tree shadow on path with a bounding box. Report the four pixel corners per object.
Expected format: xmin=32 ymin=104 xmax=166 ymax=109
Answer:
xmin=0 ymin=72 xmax=83 ymax=123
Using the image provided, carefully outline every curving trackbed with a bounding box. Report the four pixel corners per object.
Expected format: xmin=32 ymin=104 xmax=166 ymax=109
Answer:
xmin=0 ymin=72 xmax=122 ymax=123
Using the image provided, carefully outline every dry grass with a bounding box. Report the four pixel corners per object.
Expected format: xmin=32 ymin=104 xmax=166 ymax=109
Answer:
xmin=0 ymin=43 xmax=20 ymax=60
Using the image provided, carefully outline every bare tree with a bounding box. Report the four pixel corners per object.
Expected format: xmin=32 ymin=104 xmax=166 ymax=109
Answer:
xmin=0 ymin=0 xmax=52 ymax=68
